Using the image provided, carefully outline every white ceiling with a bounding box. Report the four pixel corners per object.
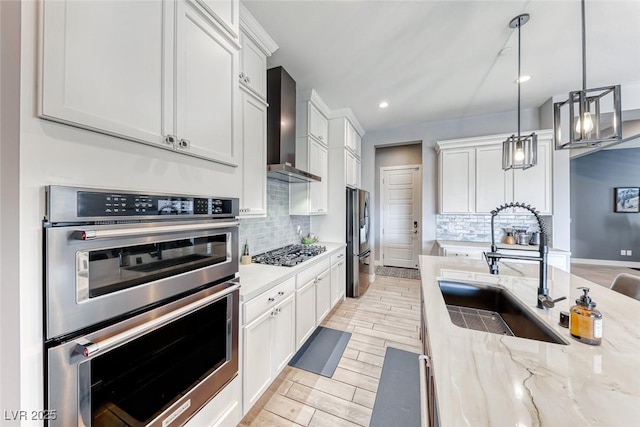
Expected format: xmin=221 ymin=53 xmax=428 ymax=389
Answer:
xmin=243 ymin=0 xmax=640 ymax=133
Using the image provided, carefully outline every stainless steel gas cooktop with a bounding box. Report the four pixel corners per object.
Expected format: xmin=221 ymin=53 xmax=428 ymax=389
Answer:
xmin=252 ymin=244 xmax=326 ymax=267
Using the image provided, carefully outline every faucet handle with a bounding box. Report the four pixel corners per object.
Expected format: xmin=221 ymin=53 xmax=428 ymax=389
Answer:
xmin=538 ymin=295 xmax=567 ymax=309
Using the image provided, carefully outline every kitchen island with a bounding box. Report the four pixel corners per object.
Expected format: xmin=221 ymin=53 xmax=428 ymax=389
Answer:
xmin=419 ymin=255 xmax=640 ymax=426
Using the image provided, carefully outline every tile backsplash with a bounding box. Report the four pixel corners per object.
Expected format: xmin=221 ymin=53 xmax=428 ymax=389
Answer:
xmin=239 ymin=178 xmax=310 ymax=255
xmin=436 ymin=213 xmax=553 ymax=245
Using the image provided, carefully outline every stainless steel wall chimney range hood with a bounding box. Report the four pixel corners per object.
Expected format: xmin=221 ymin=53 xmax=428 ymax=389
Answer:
xmin=266 ymin=67 xmax=321 ymax=183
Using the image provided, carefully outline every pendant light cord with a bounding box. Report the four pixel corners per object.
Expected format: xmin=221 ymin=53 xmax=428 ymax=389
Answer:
xmin=581 ymin=0 xmax=587 ymax=91
xmin=517 ymin=17 xmax=522 ymax=138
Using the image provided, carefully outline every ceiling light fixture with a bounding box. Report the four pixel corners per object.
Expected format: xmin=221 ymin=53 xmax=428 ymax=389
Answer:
xmin=378 ymin=101 xmax=389 ymax=109
xmin=502 ymin=13 xmax=537 ymax=171
xmin=553 ymin=0 xmax=622 ymax=150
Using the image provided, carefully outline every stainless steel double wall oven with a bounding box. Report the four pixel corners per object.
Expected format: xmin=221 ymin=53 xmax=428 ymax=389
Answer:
xmin=43 ymin=186 xmax=240 ymax=427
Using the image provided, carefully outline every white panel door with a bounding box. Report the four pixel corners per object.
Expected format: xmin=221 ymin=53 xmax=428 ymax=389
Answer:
xmin=40 ymin=0 xmax=172 ymax=146
xmin=309 ymin=141 xmax=328 ymax=214
xmin=440 ymin=149 xmax=475 ymax=213
xmin=295 ymin=279 xmax=317 ymax=349
xmin=243 ymin=309 xmax=272 ymax=408
xmin=382 ymin=166 xmax=422 ymax=269
xmin=271 ymin=294 xmax=295 ymax=374
xmin=475 ymin=145 xmax=509 ymax=213
xmin=240 ymin=90 xmax=267 ymax=217
xmin=176 ymin=0 xmax=239 ymax=166
xmin=315 ymin=270 xmax=331 ymax=324
xmin=239 ymin=31 xmax=266 ymax=98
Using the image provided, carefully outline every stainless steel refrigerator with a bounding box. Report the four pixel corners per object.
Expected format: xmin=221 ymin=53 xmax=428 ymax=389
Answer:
xmin=346 ymin=188 xmax=371 ymax=297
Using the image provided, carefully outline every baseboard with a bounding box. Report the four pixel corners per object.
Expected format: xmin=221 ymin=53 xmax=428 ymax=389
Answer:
xmin=571 ymin=258 xmax=640 ymax=268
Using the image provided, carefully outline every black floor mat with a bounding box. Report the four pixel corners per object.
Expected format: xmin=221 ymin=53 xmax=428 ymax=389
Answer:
xmin=288 ymin=326 xmax=351 ymax=377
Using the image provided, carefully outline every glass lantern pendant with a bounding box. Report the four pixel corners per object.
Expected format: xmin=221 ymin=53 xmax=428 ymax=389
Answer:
xmin=554 ymin=0 xmax=622 ymax=149
xmin=502 ymin=13 xmax=537 ymax=171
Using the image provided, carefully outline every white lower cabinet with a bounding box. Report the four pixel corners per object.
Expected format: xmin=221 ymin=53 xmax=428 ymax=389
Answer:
xmin=295 ymin=278 xmax=317 ymax=349
xmin=243 ymin=278 xmax=296 ymax=410
xmin=331 ymin=250 xmax=346 ymax=306
xmin=315 ymin=269 xmax=331 ymax=324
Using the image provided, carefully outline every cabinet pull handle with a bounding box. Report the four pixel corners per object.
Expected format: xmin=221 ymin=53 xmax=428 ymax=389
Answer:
xmin=178 ymin=139 xmax=190 ymax=149
xmin=164 ymin=135 xmax=177 ymax=146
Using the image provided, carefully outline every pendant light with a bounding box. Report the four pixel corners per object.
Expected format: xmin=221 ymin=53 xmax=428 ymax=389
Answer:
xmin=553 ymin=0 xmax=622 ymax=149
xmin=502 ymin=13 xmax=537 ymax=171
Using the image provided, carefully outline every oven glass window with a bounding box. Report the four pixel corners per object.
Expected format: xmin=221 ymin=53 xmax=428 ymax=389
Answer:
xmin=91 ymin=296 xmax=229 ymax=426
xmin=79 ymin=234 xmax=229 ymax=299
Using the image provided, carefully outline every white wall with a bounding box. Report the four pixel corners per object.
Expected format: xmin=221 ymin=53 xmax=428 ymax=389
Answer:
xmin=362 ymin=108 xmax=540 ymax=258
xmin=1 ymin=0 xmax=22 ymax=423
xmin=14 ymin=1 xmax=243 ymax=419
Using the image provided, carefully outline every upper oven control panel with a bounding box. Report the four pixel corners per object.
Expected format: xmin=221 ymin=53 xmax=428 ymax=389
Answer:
xmin=77 ymin=192 xmax=230 ymax=217
xmin=45 ymin=186 xmax=239 ymax=223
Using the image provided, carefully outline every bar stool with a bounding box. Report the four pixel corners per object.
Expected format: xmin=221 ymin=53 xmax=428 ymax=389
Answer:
xmin=610 ymin=273 xmax=640 ymax=301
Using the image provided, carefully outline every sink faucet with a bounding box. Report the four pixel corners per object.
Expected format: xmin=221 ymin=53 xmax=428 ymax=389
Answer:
xmin=483 ymin=202 xmax=564 ymax=310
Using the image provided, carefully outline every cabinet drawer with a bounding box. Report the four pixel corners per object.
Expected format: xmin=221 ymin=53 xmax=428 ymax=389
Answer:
xmin=331 ymin=250 xmax=346 ymax=265
xmin=296 ymin=258 xmax=330 ymax=289
xmin=442 ymin=248 xmax=483 ymax=260
xmin=244 ymin=276 xmax=296 ymax=324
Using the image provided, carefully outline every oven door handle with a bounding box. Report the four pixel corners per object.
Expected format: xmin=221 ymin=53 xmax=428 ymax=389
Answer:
xmin=75 ymin=220 xmax=240 ymax=240
xmin=75 ymin=282 xmax=240 ymax=358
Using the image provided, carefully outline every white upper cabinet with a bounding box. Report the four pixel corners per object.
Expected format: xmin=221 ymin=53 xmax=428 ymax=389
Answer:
xmin=290 ymin=137 xmax=328 ymax=215
xmin=439 ymin=148 xmax=476 ymax=213
xmin=175 ymin=0 xmax=239 ymax=165
xmin=195 ymin=0 xmax=239 ymax=38
xmin=437 ymin=130 xmax=553 ymax=215
xmin=40 ymin=0 xmax=241 ymax=167
xmin=309 ymin=104 xmax=329 ymax=146
xmin=240 ymin=90 xmax=268 ymax=217
xmin=239 ymin=32 xmax=267 ymax=98
xmin=39 ymin=0 xmax=172 ymax=148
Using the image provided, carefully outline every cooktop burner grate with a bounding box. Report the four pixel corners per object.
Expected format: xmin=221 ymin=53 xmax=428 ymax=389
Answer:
xmin=252 ymin=244 xmax=327 ymax=267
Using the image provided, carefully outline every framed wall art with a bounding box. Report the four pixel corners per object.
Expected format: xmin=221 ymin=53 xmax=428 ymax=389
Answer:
xmin=614 ymin=187 xmax=640 ymax=213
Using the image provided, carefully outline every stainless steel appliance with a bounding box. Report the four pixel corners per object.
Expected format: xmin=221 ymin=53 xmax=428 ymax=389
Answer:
xmin=43 ymin=186 xmax=240 ymax=427
xmin=252 ymin=244 xmax=326 ymax=267
xmin=346 ymin=188 xmax=371 ymax=297
xmin=266 ymin=66 xmax=321 ymax=183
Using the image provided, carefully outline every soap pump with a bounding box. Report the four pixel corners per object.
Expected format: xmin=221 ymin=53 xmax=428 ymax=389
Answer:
xmin=569 ymin=287 xmax=603 ymax=346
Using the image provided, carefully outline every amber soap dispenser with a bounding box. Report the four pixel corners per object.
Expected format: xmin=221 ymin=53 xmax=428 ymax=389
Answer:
xmin=569 ymin=287 xmax=603 ymax=346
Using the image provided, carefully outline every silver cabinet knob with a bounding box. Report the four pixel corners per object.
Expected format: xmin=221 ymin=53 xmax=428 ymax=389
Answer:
xmin=239 ymin=72 xmax=245 ymax=79
xmin=165 ymin=135 xmax=177 ymax=146
xmin=178 ymin=139 xmax=190 ymax=149
xmin=245 ymin=76 xmax=251 ymax=83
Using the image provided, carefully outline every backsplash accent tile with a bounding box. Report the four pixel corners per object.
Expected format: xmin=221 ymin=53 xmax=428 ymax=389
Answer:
xmin=239 ymin=179 xmax=310 ymax=255
xmin=436 ymin=214 xmax=553 ymax=245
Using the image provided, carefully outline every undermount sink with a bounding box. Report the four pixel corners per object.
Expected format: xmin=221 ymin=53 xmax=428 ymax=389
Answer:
xmin=438 ymin=280 xmax=569 ymax=345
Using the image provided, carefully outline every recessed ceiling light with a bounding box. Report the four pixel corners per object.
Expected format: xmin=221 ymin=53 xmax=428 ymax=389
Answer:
xmin=515 ymin=75 xmax=531 ymax=83
xmin=379 ymin=101 xmax=389 ymax=109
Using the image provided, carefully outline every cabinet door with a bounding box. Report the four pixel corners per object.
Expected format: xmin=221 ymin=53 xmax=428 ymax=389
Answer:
xmin=240 ymin=90 xmax=267 ymax=217
xmin=309 ymin=104 xmax=328 ymax=146
xmin=195 ymin=0 xmax=239 ymax=38
xmin=309 ymin=141 xmax=328 ymax=214
xmin=330 ymin=259 xmax=345 ymax=307
xmin=40 ymin=0 xmax=173 ymax=147
xmin=176 ymin=0 xmax=240 ymax=166
xmin=512 ymin=139 xmax=552 ymax=214
xmin=356 ymin=158 xmax=361 ymax=189
xmin=440 ymin=149 xmax=475 ymax=213
xmin=243 ymin=309 xmax=272 ymax=408
xmin=345 ymin=122 xmax=357 ymax=153
xmin=345 ymin=150 xmax=357 ymax=188
xmin=271 ymin=294 xmax=296 ymax=374
xmin=239 ymin=31 xmax=266 ymax=99
xmin=315 ymin=269 xmax=331 ymax=324
xmin=475 ymin=145 xmax=508 ymax=213
xmin=295 ymin=279 xmax=317 ymax=349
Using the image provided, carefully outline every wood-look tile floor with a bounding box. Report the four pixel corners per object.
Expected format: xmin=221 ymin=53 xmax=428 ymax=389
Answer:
xmin=238 ymin=275 xmax=422 ymax=427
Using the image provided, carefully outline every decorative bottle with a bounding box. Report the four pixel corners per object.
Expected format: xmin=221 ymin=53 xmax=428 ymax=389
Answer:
xmin=569 ymin=287 xmax=602 ymax=346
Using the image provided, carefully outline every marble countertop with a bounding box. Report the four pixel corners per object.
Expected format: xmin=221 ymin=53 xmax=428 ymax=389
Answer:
xmin=437 ymin=239 xmax=571 ymax=253
xmin=419 ymin=255 xmax=639 ymax=426
xmin=239 ymin=242 xmax=346 ymax=301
